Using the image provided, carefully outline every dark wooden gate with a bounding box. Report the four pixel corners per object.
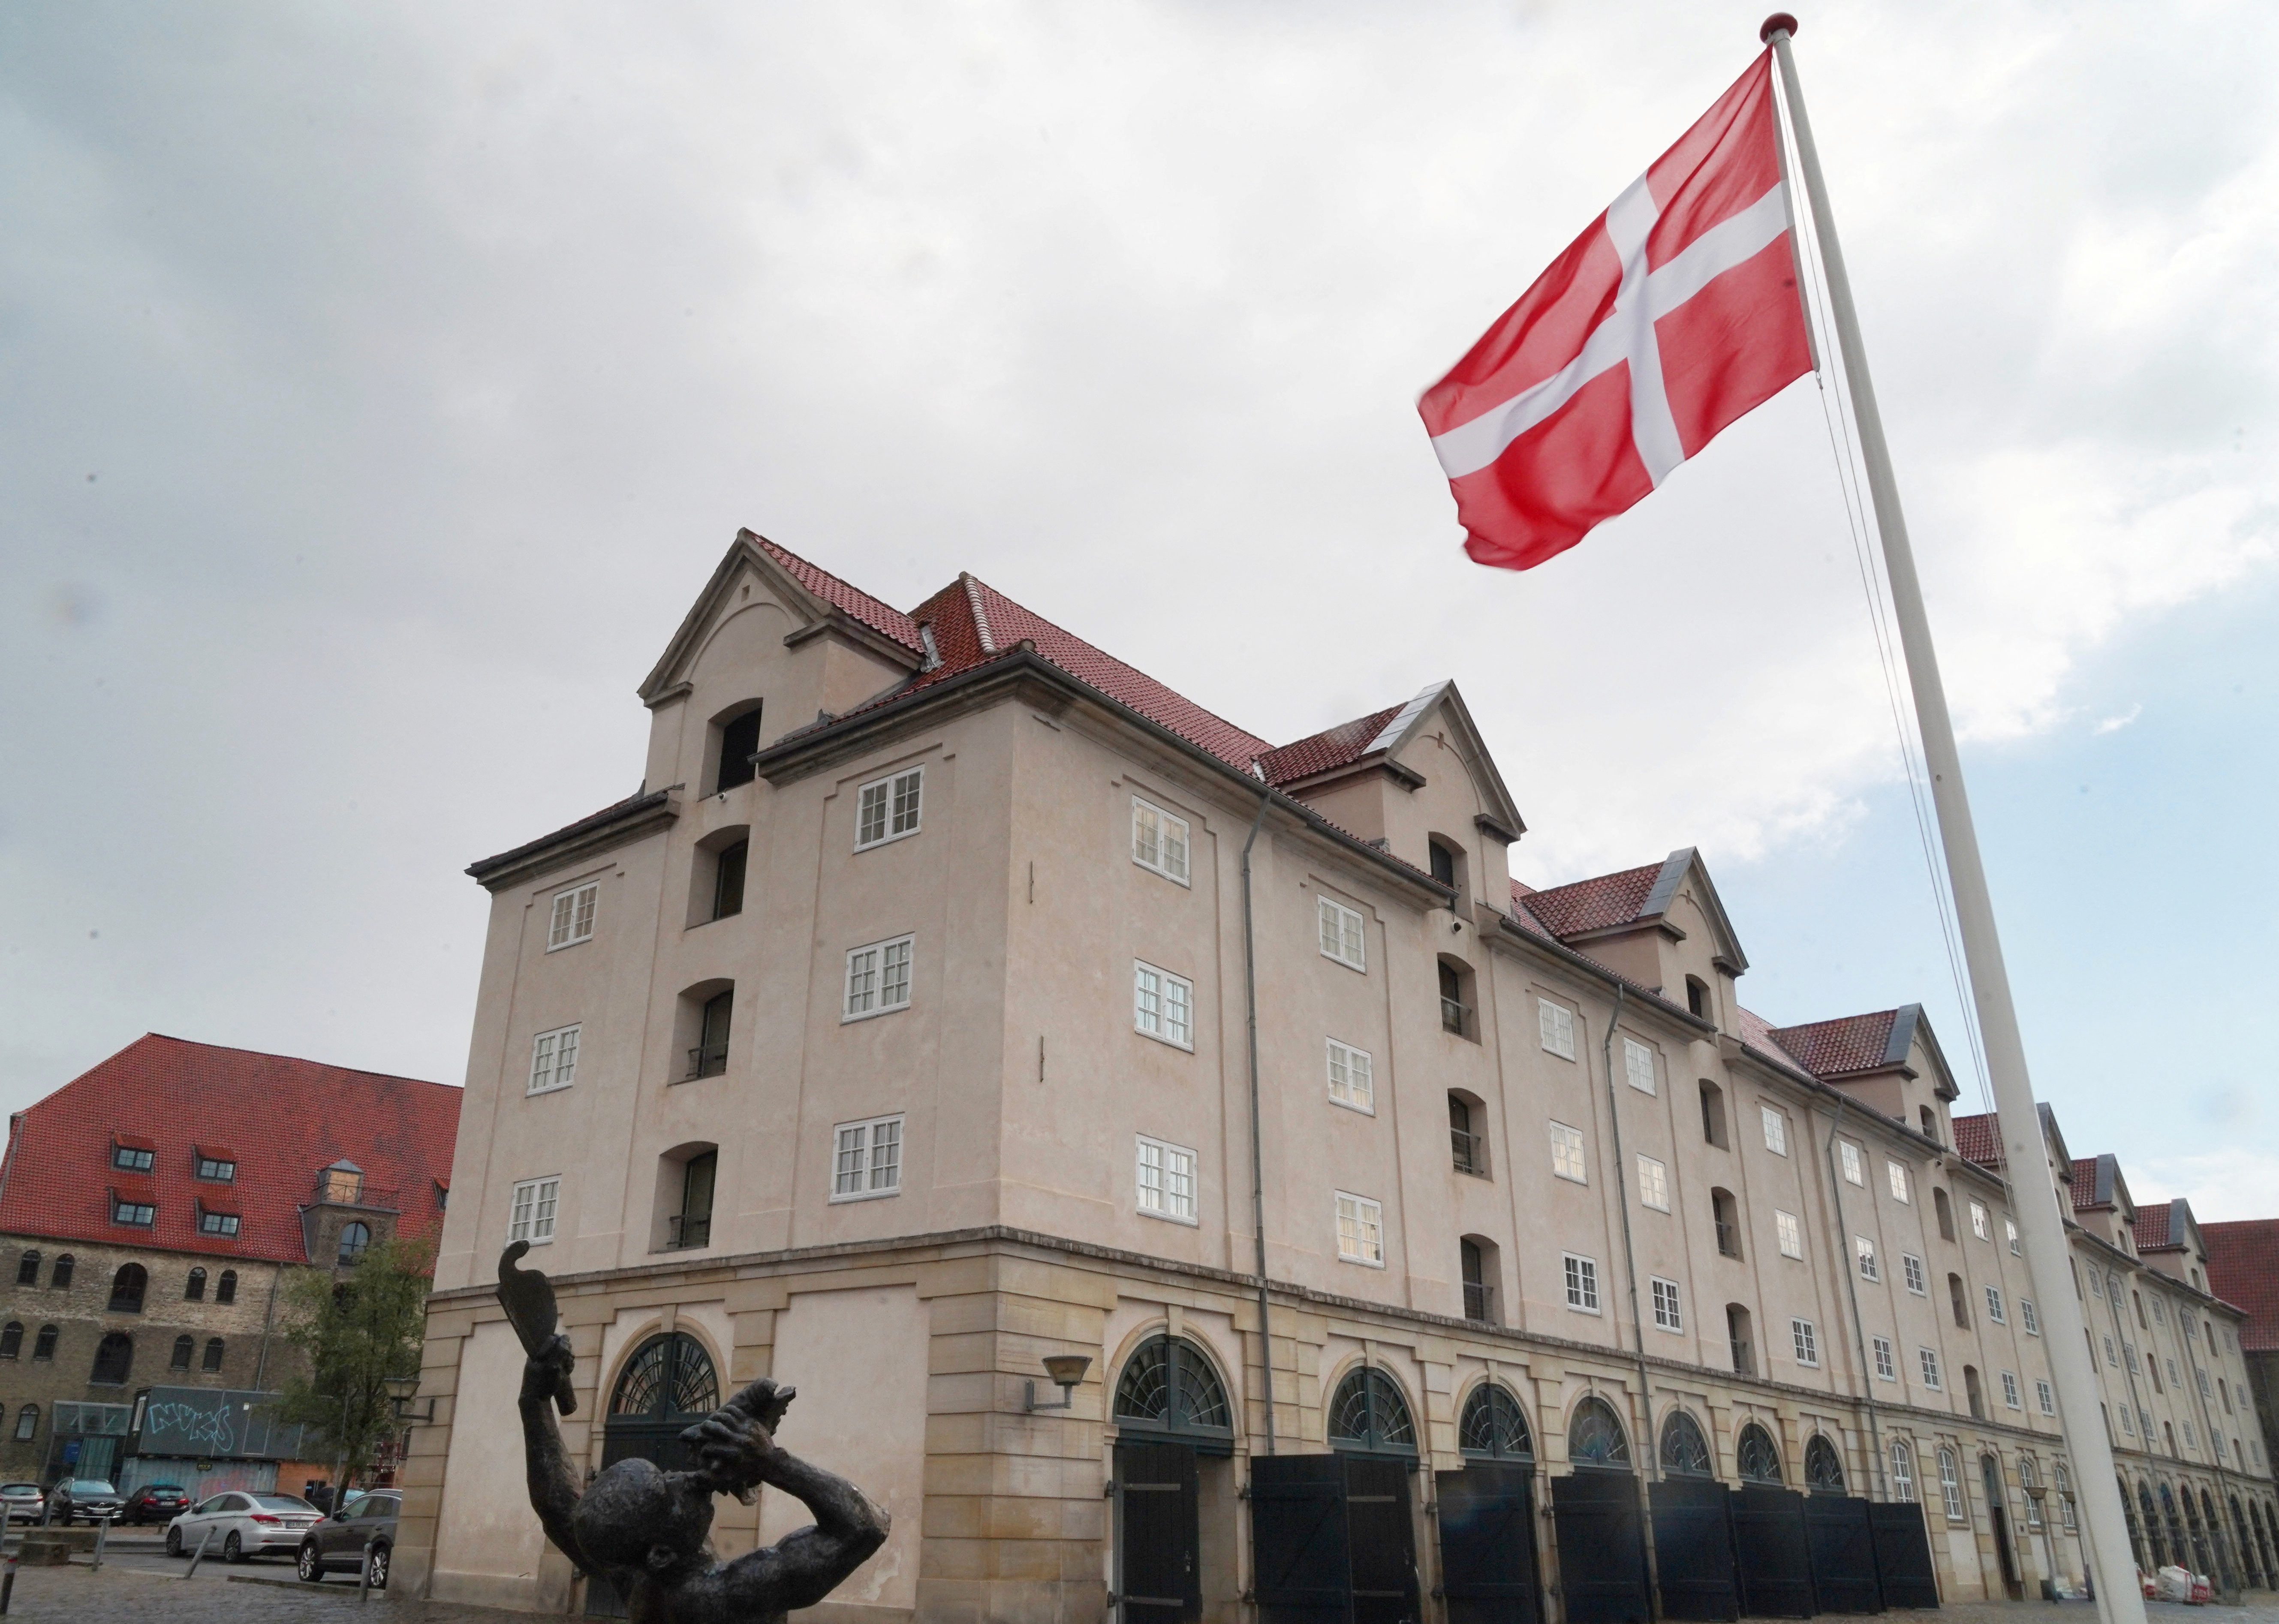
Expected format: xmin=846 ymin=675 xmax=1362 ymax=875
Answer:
xmin=1981 ymin=1459 xmax=2020 ymax=1597
xmin=1253 ymin=1455 xmax=1352 ymax=1624
xmin=1867 ymin=1502 xmax=1940 ymax=1608
xmin=1116 ymin=1441 xmax=1201 ymax=1622
xmin=1804 ymin=1495 xmax=1884 ymax=1614
xmin=1436 ymin=1461 xmax=1540 ymax=1624
xmin=1551 ymin=1471 xmax=1649 ymax=1624
xmin=1650 ymin=1476 xmax=1739 ymax=1621
xmin=585 ymin=1333 xmax=720 ymax=1619
xmin=1731 ymin=1485 xmax=1816 ymax=1618
xmin=1345 ymin=1458 xmax=1420 ymax=1624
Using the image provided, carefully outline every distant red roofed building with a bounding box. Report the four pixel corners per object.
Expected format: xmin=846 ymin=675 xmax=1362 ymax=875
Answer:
xmin=2205 ymin=1219 xmax=2279 ymax=1476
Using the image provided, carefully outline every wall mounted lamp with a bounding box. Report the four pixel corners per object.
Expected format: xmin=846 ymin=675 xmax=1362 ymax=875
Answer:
xmin=1024 ymin=1354 xmax=1092 ymax=1413
xmin=384 ymin=1372 xmax=437 ymax=1425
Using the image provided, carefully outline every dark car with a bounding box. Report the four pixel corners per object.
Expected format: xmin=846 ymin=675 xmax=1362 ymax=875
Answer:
xmin=49 ymin=1478 xmax=124 ymax=1524
xmin=123 ymin=1483 xmax=191 ymax=1525
xmin=296 ymin=1490 xmax=399 ymax=1588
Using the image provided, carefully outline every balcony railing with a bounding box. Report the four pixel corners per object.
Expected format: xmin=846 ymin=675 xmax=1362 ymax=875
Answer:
xmin=1715 ymin=1220 xmax=1741 ymax=1258
xmin=1730 ymin=1339 xmax=1754 ymax=1376
xmin=668 ymin=1213 xmax=712 ymax=1249
xmin=312 ymin=1178 xmax=401 ymax=1212
xmin=1463 ymin=1281 xmax=1496 ymax=1324
xmin=1450 ymin=1128 xmax=1487 ymax=1177
xmin=686 ymin=1044 xmax=729 ymax=1080
xmin=1441 ymin=997 xmax=1471 ymax=1037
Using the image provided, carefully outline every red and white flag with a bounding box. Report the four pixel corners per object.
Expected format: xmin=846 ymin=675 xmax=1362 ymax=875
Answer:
xmin=1420 ymin=51 xmax=1813 ymax=571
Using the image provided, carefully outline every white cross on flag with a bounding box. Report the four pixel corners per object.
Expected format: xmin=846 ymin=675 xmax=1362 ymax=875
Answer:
xmin=1420 ymin=51 xmax=1813 ymax=571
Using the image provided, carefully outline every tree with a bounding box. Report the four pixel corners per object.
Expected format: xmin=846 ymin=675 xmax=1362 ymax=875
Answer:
xmin=274 ymin=1234 xmax=432 ymax=1490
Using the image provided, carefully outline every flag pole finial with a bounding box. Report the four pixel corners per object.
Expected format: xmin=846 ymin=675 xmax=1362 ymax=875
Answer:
xmin=1759 ymin=12 xmax=1798 ymax=42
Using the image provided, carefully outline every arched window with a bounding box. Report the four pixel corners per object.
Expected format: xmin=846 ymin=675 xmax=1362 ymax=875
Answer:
xmin=1567 ymin=1395 xmax=1630 ymax=1468
xmin=1112 ymin=1336 xmax=1233 ymax=1450
xmin=1737 ymin=1422 xmax=1783 ymax=1484
xmin=14 ymin=1251 xmax=39 ymax=1287
xmin=1933 ymin=1188 xmax=1956 ymax=1242
xmin=2138 ymin=1481 xmax=2165 ymax=1568
xmin=90 ymin=1332 xmax=133 ymax=1385
xmin=0 ymin=1323 xmax=19 ymax=1360
xmin=185 ymin=1267 xmax=207 ymax=1301
xmin=337 ymin=1221 xmax=371 ymax=1265
xmin=1460 ymin=1384 xmax=1534 ymax=1461
xmin=12 ymin=1406 xmax=35 ymax=1443
xmin=1889 ymin=1439 xmax=1916 ymax=1502
xmin=610 ymin=1332 xmax=720 ymax=1421
xmin=1806 ymin=1435 xmax=1845 ymax=1492
xmin=216 ymin=1269 xmax=237 ymax=1304
xmin=170 ymin=1334 xmax=194 ymax=1370
xmin=202 ymin=1337 xmax=225 ymax=1373
xmin=1659 ymin=1410 xmax=1713 ymax=1477
xmin=2158 ymin=1481 xmax=2188 ymax=1570
xmin=32 ymin=1325 xmax=57 ymax=1361
xmin=51 ymin=1254 xmax=74 ymax=1290
xmin=1328 ymin=1367 xmax=1416 ymax=1456
xmin=107 ymin=1264 xmax=147 ymax=1314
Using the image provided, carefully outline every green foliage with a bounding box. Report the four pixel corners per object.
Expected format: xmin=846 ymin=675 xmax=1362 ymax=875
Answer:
xmin=274 ymin=1234 xmax=434 ymax=1489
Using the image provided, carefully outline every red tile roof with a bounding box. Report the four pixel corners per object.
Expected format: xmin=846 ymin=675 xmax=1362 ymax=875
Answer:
xmin=0 ymin=1035 xmax=459 ymax=1267
xmin=1255 ymin=706 xmax=1404 ymax=786
xmin=1766 ymin=1010 xmax=1901 ymax=1078
xmin=2132 ymin=1201 xmax=2177 ymax=1250
xmin=1520 ymin=863 xmax=1665 ymax=938
xmin=1951 ymin=1113 xmax=2002 ymax=1170
xmin=2203 ymin=1220 xmax=2279 ymax=1352
xmin=754 ymin=536 xmax=924 ymax=654
xmin=2069 ymin=1156 xmax=2107 ymax=1212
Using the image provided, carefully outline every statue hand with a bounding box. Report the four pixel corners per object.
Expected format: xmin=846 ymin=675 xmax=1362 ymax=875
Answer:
xmin=682 ymin=1403 xmax=777 ymax=1493
xmin=521 ymin=1333 xmax=575 ymax=1406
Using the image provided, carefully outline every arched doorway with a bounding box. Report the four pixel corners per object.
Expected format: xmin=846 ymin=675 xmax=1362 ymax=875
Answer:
xmin=1110 ymin=1336 xmax=1232 ymax=1624
xmin=1255 ymin=1366 xmax=1420 ymax=1624
xmin=1731 ymin=1423 xmax=1813 ymax=1618
xmin=1550 ymin=1397 xmax=1646 ymax=1624
xmin=1804 ymin=1436 xmax=1844 ymax=1493
xmin=1982 ymin=1456 xmax=2022 ymax=1598
xmin=1651 ymin=1412 xmax=1737 ymax=1622
xmin=1442 ymin=1386 xmax=1541 ymax=1624
xmin=587 ymin=1333 xmax=719 ymax=1617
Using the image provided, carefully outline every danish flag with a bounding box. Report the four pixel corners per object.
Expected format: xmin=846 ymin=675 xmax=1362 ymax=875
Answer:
xmin=1420 ymin=51 xmax=1814 ymax=571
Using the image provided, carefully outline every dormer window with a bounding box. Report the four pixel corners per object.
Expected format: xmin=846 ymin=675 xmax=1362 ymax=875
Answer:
xmin=318 ymin=1161 xmax=365 ymax=1205
xmin=714 ymin=705 xmax=764 ymax=793
xmin=111 ymin=1139 xmax=154 ymax=1173
xmin=197 ymin=1206 xmax=240 ymax=1238
xmin=111 ymin=1195 xmax=156 ymax=1227
xmin=195 ymin=1147 xmax=236 ymax=1182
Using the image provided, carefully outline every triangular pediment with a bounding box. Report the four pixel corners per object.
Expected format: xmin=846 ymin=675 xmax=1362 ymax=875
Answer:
xmin=1376 ymin=681 xmax=1526 ymax=839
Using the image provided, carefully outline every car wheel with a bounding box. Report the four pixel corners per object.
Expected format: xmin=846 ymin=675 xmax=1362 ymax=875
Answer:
xmin=223 ymin=1530 xmax=244 ymax=1564
xmin=166 ymin=1526 xmax=183 ymax=1557
xmin=298 ymin=1542 xmax=323 ymax=1583
xmin=367 ymin=1543 xmax=389 ymax=1591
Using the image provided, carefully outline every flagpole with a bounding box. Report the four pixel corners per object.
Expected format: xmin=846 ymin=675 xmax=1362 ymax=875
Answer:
xmin=1759 ymin=16 xmax=2144 ymax=1622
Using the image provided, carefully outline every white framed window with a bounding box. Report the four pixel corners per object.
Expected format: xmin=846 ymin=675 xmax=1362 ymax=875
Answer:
xmin=1761 ymin=1105 xmax=1788 ymax=1155
xmin=1903 ymin=1253 xmax=1926 ymax=1294
xmin=1130 ymin=797 xmax=1191 ymax=884
xmin=2117 ymin=1403 xmax=2134 ymax=1436
xmin=1635 ymin=1154 xmax=1669 ymax=1211
xmin=1937 ymin=1448 xmax=1965 ymax=1522
xmin=1792 ymin=1318 xmax=1819 ymax=1367
xmin=1918 ymin=1347 xmax=1942 ymax=1390
xmin=1563 ymin=1253 xmax=1600 ymax=1313
xmin=508 ymin=1176 xmax=560 ymax=1245
xmin=1889 ymin=1439 xmax=1915 ymax=1500
xmin=2006 ymin=1218 xmax=2020 ymax=1255
xmin=1133 ymin=962 xmax=1194 ymax=1049
xmin=1622 ymin=1038 xmax=1656 ymax=1095
xmin=2001 ymin=1371 xmax=2022 ymax=1410
xmin=2182 ymin=1419 xmax=2196 ymax=1450
xmin=2020 ymin=1298 xmax=2038 ymax=1335
xmin=1856 ymin=1235 xmax=1881 ymax=1282
xmin=1887 ymin=1160 xmax=1911 ymax=1203
xmin=527 ymin=1024 xmax=581 ymax=1095
xmin=1537 ymin=998 xmax=1576 ymax=1060
xmin=2036 ymin=1379 xmax=2056 ymax=1416
xmin=2088 ymin=1268 xmax=2104 ymax=1299
xmin=2152 ymin=1297 xmax=2167 ymax=1326
xmin=1969 ymin=1200 xmax=1990 ymax=1241
xmin=1135 ymin=1137 xmax=1197 ymax=1223
xmin=831 ymin=1114 xmax=903 ymax=1200
xmin=1776 ymin=1209 xmax=1803 ymax=1260
xmin=1874 ymin=1335 xmax=1897 ymax=1381
xmin=1839 ymin=1141 xmax=1864 ymax=1185
xmin=855 ymin=765 xmax=924 ymax=850
xmin=1335 ymin=1192 xmax=1384 ymax=1266
xmin=1549 ymin=1122 xmax=1588 ymax=1183
xmin=1326 ymin=1039 xmax=1375 ymax=1112
xmin=1317 ymin=896 xmax=1366 ymax=971
xmin=1984 ymin=1286 xmax=2006 ymax=1325
xmin=547 ymin=882 xmax=598 ymax=950
xmin=2103 ymin=1335 xmax=2116 ymax=1366
xmin=1652 ymin=1277 xmax=1683 ymax=1332
xmin=844 ymin=935 xmax=915 ymax=1020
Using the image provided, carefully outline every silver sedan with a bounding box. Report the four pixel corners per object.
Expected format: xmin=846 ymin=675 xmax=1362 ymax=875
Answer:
xmin=165 ymin=1491 xmax=325 ymax=1562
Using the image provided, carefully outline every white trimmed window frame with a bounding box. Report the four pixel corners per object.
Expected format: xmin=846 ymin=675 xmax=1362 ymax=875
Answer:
xmin=1622 ymin=1037 xmax=1657 ymax=1095
xmin=1938 ymin=1448 xmax=1965 ymax=1522
xmin=508 ymin=1175 xmax=560 ymax=1245
xmin=2020 ymin=1298 xmax=2039 ymax=1335
xmin=1563 ymin=1252 xmax=1601 ymax=1314
xmin=831 ymin=1114 xmax=904 ymax=1202
xmin=1776 ymin=1209 xmax=1803 ymax=1260
xmin=1761 ymin=1104 xmax=1788 ymax=1155
xmin=1839 ymin=1140 xmax=1865 ymax=1185
xmin=1874 ymin=1335 xmax=1897 ymax=1381
xmin=2002 ymin=1371 xmax=2023 ymax=1410
xmin=1131 ymin=797 xmax=1192 ymax=886
xmin=2037 ymin=1379 xmax=2056 ymax=1416
xmin=1889 ymin=1439 xmax=1915 ymax=1500
xmin=527 ymin=1023 xmax=581 ymax=1095
xmin=1326 ymin=1039 xmax=1375 ymax=1113
xmin=1887 ymin=1160 xmax=1911 ymax=1203
xmin=1969 ymin=1200 xmax=1991 ymax=1241
xmin=1537 ymin=998 xmax=1576 ymax=1061
xmin=1635 ymin=1154 xmax=1669 ymax=1212
xmin=1133 ymin=961 xmax=1195 ymax=1050
xmin=1792 ymin=1317 xmax=1819 ymax=1367
xmin=843 ymin=934 xmax=915 ymax=1022
xmin=1135 ymin=1136 xmax=1198 ymax=1224
xmin=1549 ymin=1122 xmax=1588 ymax=1184
xmin=1984 ymin=1285 xmax=2006 ymax=1325
xmin=1335 ymin=1191 xmax=1385 ymax=1267
xmin=1918 ymin=1347 xmax=1943 ymax=1391
xmin=1651 ymin=1276 xmax=1683 ymax=1332
xmin=1317 ymin=896 xmax=1367 ymax=972
xmin=854 ymin=765 xmax=924 ymax=851
xmin=1856 ymin=1235 xmax=1880 ymax=1282
xmin=547 ymin=882 xmax=599 ymax=951
xmin=1903 ymin=1253 xmax=1927 ymax=1295
xmin=2006 ymin=1218 xmax=2021 ymax=1255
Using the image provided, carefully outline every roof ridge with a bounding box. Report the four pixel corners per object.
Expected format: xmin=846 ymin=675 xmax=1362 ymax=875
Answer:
xmin=959 ymin=572 xmax=996 ymax=654
xmin=84 ymin=1033 xmax=459 ymax=1095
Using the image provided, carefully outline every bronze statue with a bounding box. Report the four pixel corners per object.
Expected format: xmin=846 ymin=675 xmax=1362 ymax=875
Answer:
xmin=501 ymin=1244 xmax=889 ymax=1623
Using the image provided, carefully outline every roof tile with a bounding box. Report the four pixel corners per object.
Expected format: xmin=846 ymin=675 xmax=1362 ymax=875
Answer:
xmin=1255 ymin=706 xmax=1404 ymax=786
xmin=1521 ymin=863 xmax=1664 ymax=938
xmin=754 ymin=536 xmax=924 ymax=653
xmin=1766 ymin=1010 xmax=1901 ymax=1078
xmin=2203 ymin=1220 xmax=2279 ymax=1352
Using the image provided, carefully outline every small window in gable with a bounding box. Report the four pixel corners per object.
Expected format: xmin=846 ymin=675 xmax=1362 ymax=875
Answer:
xmin=1621 ymin=1038 xmax=1656 ymax=1095
xmin=855 ymin=766 xmax=924 ymax=849
xmin=1318 ymin=896 xmax=1366 ymax=971
xmin=1685 ymin=975 xmax=1710 ymax=1020
xmin=1131 ymin=798 xmax=1190 ymax=884
xmin=548 ymin=882 xmax=599 ymax=950
xmin=1428 ymin=838 xmax=1462 ymax=891
xmin=1538 ymin=998 xmax=1576 ymax=1060
xmin=714 ymin=706 xmax=764 ymax=794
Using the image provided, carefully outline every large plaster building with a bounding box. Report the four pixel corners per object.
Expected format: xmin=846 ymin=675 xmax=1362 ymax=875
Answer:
xmin=401 ymin=533 xmax=2277 ymax=1621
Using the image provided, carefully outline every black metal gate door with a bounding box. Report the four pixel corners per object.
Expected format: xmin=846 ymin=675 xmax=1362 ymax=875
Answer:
xmin=1116 ymin=1441 xmax=1201 ymax=1623
xmin=1344 ymin=1459 xmax=1420 ymax=1624
xmin=1253 ymin=1455 xmax=1352 ymax=1624
xmin=1731 ymin=1485 xmax=1817 ymax=1618
xmin=1867 ymin=1503 xmax=1939 ymax=1608
xmin=1551 ymin=1471 xmax=1650 ymax=1624
xmin=1804 ymin=1495 xmax=1884 ymax=1614
xmin=1650 ymin=1476 xmax=1739 ymax=1621
xmin=1437 ymin=1462 xmax=1541 ymax=1624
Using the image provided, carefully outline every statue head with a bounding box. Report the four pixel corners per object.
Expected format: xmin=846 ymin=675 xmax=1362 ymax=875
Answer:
xmin=571 ymin=1456 xmax=716 ymax=1580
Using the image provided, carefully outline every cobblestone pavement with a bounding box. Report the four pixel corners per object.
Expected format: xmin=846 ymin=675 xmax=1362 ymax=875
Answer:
xmin=0 ymin=1563 xmax=528 ymax=1621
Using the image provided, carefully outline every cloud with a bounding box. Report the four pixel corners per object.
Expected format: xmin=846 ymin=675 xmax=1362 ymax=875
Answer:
xmin=2094 ymin=704 xmax=2143 ymax=735
xmin=2129 ymin=1150 xmax=2279 ymax=1226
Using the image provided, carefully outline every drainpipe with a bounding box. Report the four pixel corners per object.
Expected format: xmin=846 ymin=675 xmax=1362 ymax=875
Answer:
xmin=1241 ymin=787 xmax=1276 ymax=1454
xmin=1822 ymin=1095 xmax=1887 ymax=1498
xmin=1597 ymin=986 xmax=1663 ymax=1616
xmin=253 ymin=1265 xmax=283 ymax=1389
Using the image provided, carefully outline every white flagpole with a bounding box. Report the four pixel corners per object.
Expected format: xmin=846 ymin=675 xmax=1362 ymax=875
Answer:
xmin=1759 ymin=16 xmax=2145 ymax=1622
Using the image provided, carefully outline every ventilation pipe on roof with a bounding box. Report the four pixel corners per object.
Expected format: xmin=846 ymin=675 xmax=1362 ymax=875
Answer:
xmin=1241 ymin=788 xmax=1276 ymax=1454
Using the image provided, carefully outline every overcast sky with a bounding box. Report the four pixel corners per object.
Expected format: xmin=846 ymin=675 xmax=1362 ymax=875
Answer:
xmin=4 ymin=3 xmax=2273 ymax=1216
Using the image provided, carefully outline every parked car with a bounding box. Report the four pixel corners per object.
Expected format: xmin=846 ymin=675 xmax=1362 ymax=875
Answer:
xmin=164 ymin=1491 xmax=324 ymax=1563
xmin=0 ymin=1483 xmax=43 ymax=1522
xmin=123 ymin=1483 xmax=191 ymax=1525
xmin=48 ymin=1479 xmax=124 ymax=1524
xmin=295 ymin=1490 xmax=400 ymax=1588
